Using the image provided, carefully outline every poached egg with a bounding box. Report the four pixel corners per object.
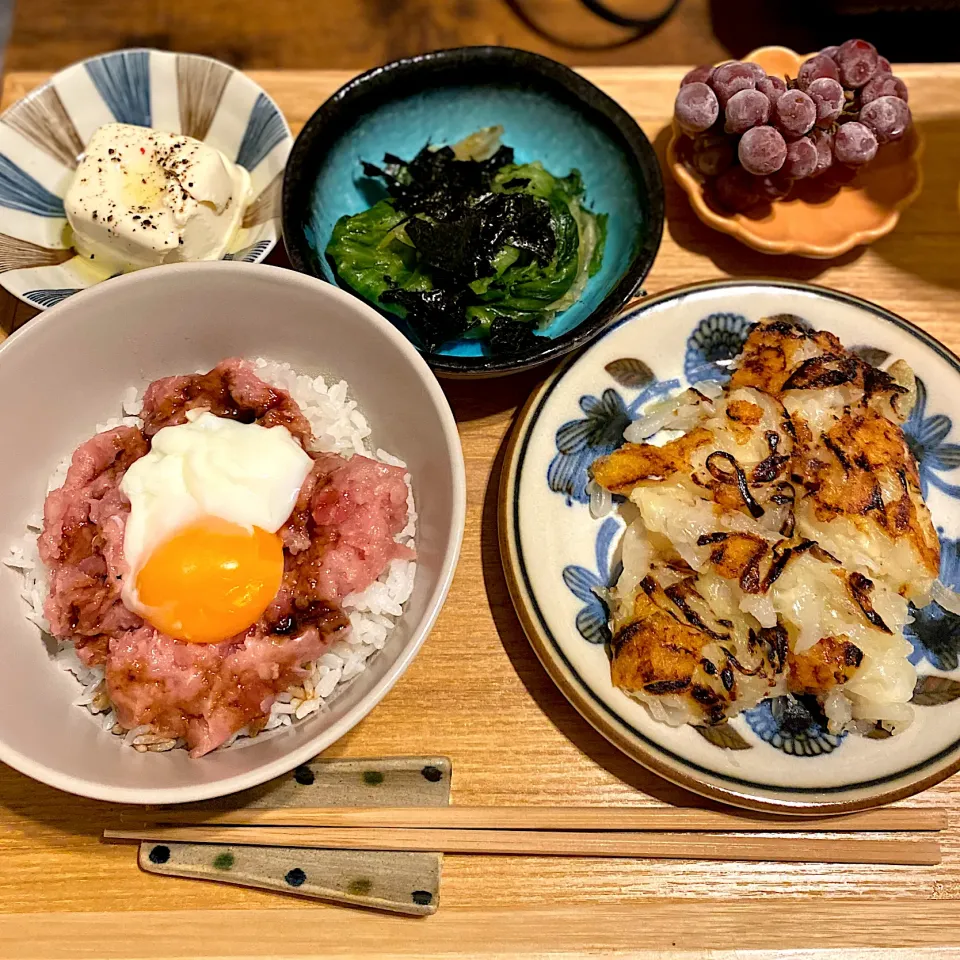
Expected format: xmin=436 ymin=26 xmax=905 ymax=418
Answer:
xmin=119 ymin=411 xmax=313 ymax=643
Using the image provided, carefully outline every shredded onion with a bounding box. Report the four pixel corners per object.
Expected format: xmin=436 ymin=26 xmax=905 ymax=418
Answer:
xmin=587 ymin=479 xmax=613 ymax=519
xmin=691 ymin=379 xmax=723 ymax=399
xmin=933 ymin=579 xmax=960 ymax=616
xmin=623 ymin=396 xmax=682 ymax=443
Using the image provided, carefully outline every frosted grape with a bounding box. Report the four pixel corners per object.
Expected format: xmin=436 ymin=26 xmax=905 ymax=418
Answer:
xmin=774 ymin=90 xmax=816 ymax=138
xmin=797 ymin=54 xmax=841 ymax=91
xmin=675 ymin=82 xmax=720 ymax=133
xmin=739 ymin=126 xmax=787 ymax=175
xmin=810 ymin=128 xmax=834 ymax=177
xmin=859 ymin=95 xmax=911 ymax=143
xmin=861 ymin=74 xmax=908 ymax=104
xmin=724 ymin=89 xmax=771 ymax=134
xmin=781 ymin=136 xmax=818 ymax=179
xmin=836 ymin=39 xmax=879 ymax=88
xmin=682 ymin=64 xmax=715 ymax=86
xmin=834 ymin=122 xmax=878 ymax=165
xmin=756 ymin=75 xmax=787 ymax=107
xmin=711 ymin=62 xmax=757 ymax=106
xmin=807 ymin=77 xmax=845 ymax=125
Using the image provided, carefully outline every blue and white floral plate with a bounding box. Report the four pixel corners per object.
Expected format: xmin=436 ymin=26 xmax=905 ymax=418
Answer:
xmin=500 ymin=279 xmax=960 ymax=813
xmin=0 ymin=49 xmax=291 ymax=309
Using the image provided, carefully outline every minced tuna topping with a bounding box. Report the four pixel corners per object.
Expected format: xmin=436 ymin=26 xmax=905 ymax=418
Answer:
xmin=38 ymin=359 xmax=413 ymax=757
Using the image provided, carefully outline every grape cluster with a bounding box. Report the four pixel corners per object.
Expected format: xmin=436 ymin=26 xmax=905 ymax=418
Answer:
xmin=675 ymin=40 xmax=913 ymax=214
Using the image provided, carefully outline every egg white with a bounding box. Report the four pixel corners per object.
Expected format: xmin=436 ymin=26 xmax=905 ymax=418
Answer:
xmin=118 ymin=411 xmax=314 ymax=617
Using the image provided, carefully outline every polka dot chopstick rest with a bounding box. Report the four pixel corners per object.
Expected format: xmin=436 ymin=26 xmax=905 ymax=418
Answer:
xmin=138 ymin=756 xmax=451 ymax=915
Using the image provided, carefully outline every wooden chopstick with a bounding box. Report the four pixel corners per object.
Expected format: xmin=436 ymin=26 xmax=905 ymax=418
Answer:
xmin=137 ymin=805 xmax=948 ymax=833
xmin=103 ymin=826 xmax=941 ymax=865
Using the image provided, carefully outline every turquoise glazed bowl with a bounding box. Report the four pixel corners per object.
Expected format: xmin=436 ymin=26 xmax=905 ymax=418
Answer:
xmin=282 ymin=46 xmax=664 ymax=378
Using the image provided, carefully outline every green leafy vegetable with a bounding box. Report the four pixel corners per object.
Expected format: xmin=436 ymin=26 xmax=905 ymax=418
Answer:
xmin=325 ymin=132 xmax=607 ymax=355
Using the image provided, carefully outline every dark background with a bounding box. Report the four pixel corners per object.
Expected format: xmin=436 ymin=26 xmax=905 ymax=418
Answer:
xmin=8 ymin=0 xmax=960 ymax=74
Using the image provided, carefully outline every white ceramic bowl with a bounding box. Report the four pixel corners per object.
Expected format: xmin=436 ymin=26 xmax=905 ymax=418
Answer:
xmin=0 ymin=261 xmax=465 ymax=804
xmin=0 ymin=48 xmax=292 ymax=309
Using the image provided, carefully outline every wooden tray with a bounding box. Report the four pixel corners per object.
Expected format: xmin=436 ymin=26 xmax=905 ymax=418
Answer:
xmin=1 ymin=65 xmax=959 ymax=959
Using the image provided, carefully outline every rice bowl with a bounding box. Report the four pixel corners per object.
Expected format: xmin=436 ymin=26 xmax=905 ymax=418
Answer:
xmin=0 ymin=262 xmax=464 ymax=803
xmin=5 ymin=358 xmax=418 ymax=755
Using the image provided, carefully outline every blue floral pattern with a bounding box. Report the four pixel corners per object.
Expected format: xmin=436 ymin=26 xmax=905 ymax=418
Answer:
xmin=562 ymin=517 xmax=622 ymax=644
xmin=744 ymin=698 xmax=845 ymax=757
xmin=551 ymin=308 xmax=960 ymax=758
xmin=907 ymin=534 xmax=960 ymax=671
xmin=683 ymin=312 xmax=751 ymax=384
xmin=902 ymin=377 xmax=960 ymax=500
xmin=548 ymin=379 xmax=679 ymax=505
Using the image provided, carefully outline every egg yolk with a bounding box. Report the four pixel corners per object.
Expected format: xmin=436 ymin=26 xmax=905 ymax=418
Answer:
xmin=134 ymin=518 xmax=284 ymax=643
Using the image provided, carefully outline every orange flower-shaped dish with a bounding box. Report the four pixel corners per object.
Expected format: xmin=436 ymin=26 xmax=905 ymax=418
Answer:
xmin=667 ymin=45 xmax=924 ymax=258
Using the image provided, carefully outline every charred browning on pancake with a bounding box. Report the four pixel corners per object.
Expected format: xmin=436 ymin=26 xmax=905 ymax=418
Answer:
xmin=752 ymin=624 xmax=789 ymax=673
xmin=782 ymin=354 xmax=857 ymax=392
xmin=726 ymin=400 xmax=764 ymax=425
xmin=724 ymin=399 xmax=764 ymax=444
xmin=752 ymin=452 xmax=790 ymax=484
xmin=893 ymin=468 xmax=912 ymax=531
xmin=824 ymin=435 xmax=852 ymax=472
xmin=720 ymin=665 xmax=735 ymax=692
xmin=788 ymin=636 xmax=863 ymax=695
xmin=590 ymin=428 xmax=713 ymax=493
xmin=690 ymin=684 xmax=727 ymax=724
xmin=697 ymin=532 xmax=770 ymax=594
xmin=720 ymin=646 xmax=766 ymax=678
xmin=848 ymin=572 xmax=892 ymax=633
xmin=705 ymin=451 xmax=765 ymax=518
xmin=863 ymin=363 xmax=907 ymax=401
xmin=643 ymin=678 xmax=691 ymax=694
xmin=701 ymin=658 xmax=718 ymax=675
xmin=665 ymin=581 xmax=730 ymax=641
xmin=864 ymin=481 xmax=886 ymax=516
xmin=697 ymin=532 xmax=730 ymax=546
xmin=610 ymin=619 xmax=643 ymax=656
xmin=717 ymin=618 xmax=733 ymax=627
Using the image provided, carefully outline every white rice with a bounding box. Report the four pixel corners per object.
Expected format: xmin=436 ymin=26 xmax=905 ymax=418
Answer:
xmin=3 ymin=358 xmax=417 ymax=752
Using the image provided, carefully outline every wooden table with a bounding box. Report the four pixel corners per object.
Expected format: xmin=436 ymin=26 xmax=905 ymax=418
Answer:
xmin=1 ymin=67 xmax=959 ymax=959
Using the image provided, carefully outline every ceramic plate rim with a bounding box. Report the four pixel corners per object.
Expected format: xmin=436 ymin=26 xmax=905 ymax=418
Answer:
xmin=500 ymin=277 xmax=960 ymax=814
